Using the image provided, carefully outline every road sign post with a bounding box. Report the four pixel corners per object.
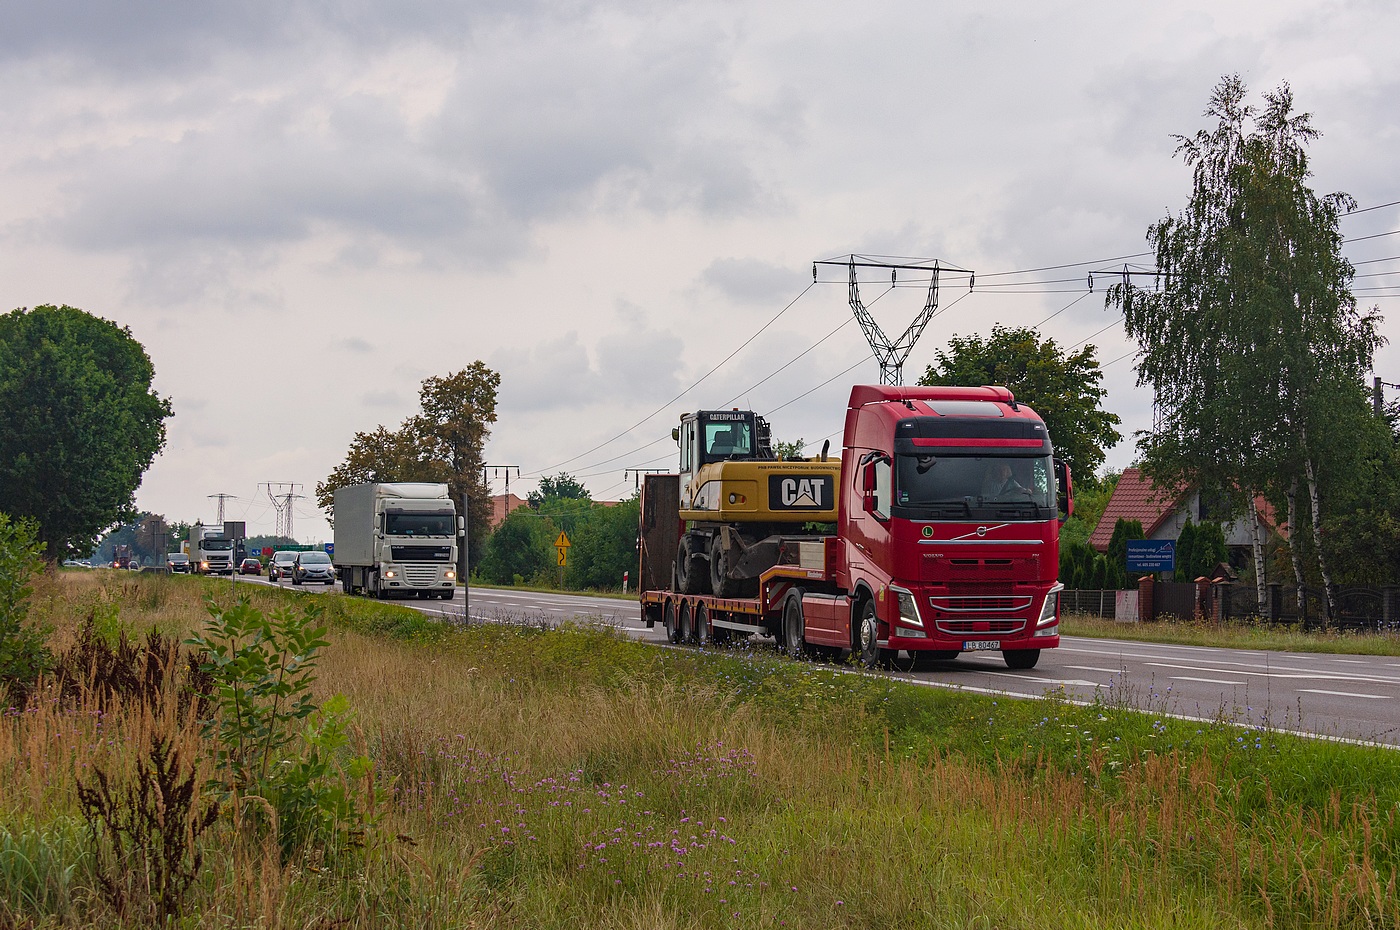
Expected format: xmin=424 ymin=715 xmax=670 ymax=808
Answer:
xmin=555 ymin=531 xmax=571 ymax=586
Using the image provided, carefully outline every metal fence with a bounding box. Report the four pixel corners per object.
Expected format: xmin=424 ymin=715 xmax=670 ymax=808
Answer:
xmin=1065 ymin=583 xmax=1400 ymax=633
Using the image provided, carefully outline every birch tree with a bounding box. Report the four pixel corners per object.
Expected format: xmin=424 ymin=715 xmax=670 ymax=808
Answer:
xmin=1107 ymin=75 xmax=1383 ymax=617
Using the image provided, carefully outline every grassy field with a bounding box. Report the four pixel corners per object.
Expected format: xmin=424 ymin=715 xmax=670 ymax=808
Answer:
xmin=2 ymin=570 xmax=1398 ymax=928
xmin=1062 ymin=612 xmax=1400 ymax=656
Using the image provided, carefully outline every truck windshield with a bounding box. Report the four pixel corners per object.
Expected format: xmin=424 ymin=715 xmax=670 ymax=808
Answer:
xmin=384 ymin=512 xmax=455 ymax=536
xmin=200 ymin=538 xmax=233 ymax=550
xmin=894 ymin=454 xmax=1054 ymax=516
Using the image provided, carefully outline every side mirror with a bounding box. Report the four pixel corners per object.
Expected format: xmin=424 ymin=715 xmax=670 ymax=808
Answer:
xmin=1054 ymin=459 xmax=1073 ymax=522
xmin=862 ymin=492 xmax=877 ymax=513
xmin=672 ymin=427 xmax=680 ymax=442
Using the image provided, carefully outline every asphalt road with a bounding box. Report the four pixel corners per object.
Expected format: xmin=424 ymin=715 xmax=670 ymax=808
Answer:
xmin=251 ymin=576 xmax=1400 ymax=748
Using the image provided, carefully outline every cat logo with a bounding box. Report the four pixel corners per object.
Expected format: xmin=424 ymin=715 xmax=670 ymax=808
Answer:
xmin=769 ymin=475 xmax=833 ymax=510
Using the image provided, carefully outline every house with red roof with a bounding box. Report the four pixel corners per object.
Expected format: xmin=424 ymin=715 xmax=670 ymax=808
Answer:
xmin=1089 ymin=467 xmax=1284 ymax=556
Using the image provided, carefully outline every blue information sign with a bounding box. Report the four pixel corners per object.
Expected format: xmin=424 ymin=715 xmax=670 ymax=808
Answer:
xmin=324 ymin=542 xmax=334 ymax=555
xmin=1126 ymin=539 xmax=1174 ymax=572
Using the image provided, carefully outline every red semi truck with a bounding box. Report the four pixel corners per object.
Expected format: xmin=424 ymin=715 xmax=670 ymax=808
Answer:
xmin=639 ymin=384 xmax=1071 ymax=670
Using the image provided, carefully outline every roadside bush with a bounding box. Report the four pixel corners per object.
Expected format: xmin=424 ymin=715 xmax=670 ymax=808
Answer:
xmin=186 ymin=597 xmax=378 ymax=861
xmin=0 ymin=512 xmax=50 ymax=700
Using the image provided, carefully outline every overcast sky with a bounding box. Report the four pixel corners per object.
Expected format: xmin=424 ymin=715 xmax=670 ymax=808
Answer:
xmin=4 ymin=0 xmax=1397 ymax=545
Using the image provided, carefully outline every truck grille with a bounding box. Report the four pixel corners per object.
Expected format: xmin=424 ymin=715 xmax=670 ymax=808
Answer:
xmin=403 ymin=564 xmax=440 ymax=585
xmin=936 ymin=619 xmax=1026 ymax=635
xmin=390 ymin=545 xmax=452 ymax=562
xmin=928 ymin=596 xmax=1031 ymax=613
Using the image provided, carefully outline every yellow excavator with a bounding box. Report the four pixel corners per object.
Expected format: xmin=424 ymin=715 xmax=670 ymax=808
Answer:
xmin=670 ymin=409 xmax=841 ymax=596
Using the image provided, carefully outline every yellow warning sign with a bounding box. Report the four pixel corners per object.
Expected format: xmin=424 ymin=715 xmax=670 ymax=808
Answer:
xmin=557 ymin=548 xmax=567 ymax=567
xmin=554 ymin=531 xmax=571 ymax=548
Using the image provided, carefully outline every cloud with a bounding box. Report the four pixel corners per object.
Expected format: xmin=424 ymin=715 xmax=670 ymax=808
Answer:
xmin=360 ymin=390 xmax=402 ymax=407
xmin=698 ymin=257 xmax=802 ymax=304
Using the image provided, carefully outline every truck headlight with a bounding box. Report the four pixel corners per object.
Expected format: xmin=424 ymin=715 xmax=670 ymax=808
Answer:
xmin=1035 ymin=584 xmax=1063 ymax=636
xmin=384 ymin=570 xmax=397 ymax=579
xmin=444 ymin=569 xmax=456 ymax=580
xmin=891 ymin=586 xmax=925 ymax=637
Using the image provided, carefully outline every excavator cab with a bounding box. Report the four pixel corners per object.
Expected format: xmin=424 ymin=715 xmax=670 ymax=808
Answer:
xmin=674 ymin=410 xmax=773 ymax=489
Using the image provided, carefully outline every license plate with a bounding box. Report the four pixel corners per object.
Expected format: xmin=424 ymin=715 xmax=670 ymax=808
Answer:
xmin=962 ymin=639 xmax=1001 ymax=651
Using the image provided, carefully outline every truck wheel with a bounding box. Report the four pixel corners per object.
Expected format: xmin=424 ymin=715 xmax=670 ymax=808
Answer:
xmin=676 ymin=536 xmax=708 ymax=595
xmin=1003 ymin=649 xmax=1040 ymax=670
xmin=694 ymin=604 xmax=710 ymax=647
xmin=855 ymin=598 xmax=895 ymax=669
xmin=782 ymin=592 xmax=806 ymax=660
xmin=663 ymin=600 xmax=682 ymax=643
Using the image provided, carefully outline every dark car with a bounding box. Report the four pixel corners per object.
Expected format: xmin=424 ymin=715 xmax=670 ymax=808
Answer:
xmin=167 ymin=553 xmax=192 ymax=573
xmin=292 ymin=550 xmax=335 ymax=585
xmin=268 ymin=550 xmax=299 ymax=581
xmin=239 ymin=557 xmax=263 ymax=575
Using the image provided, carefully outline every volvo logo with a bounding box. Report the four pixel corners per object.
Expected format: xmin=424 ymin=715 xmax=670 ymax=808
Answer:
xmin=977 ymin=526 xmax=988 ymax=536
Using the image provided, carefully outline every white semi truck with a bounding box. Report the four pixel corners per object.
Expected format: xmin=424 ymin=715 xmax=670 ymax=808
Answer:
xmin=189 ymin=522 xmax=235 ymax=575
xmin=333 ymin=483 xmax=462 ymax=599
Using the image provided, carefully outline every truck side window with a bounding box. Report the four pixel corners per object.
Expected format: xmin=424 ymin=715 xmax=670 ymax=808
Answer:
xmin=866 ymin=456 xmax=891 ymax=520
xmin=875 ymin=457 xmax=891 ymax=519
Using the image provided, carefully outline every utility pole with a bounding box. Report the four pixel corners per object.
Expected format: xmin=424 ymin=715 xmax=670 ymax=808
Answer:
xmin=207 ymin=493 xmax=236 ymax=525
xmin=624 ymin=468 xmax=667 ymax=489
xmin=1374 ymin=377 xmax=1400 ymax=416
xmin=813 ymin=255 xmax=974 ymax=386
xmin=464 ymin=465 xmax=521 ymax=621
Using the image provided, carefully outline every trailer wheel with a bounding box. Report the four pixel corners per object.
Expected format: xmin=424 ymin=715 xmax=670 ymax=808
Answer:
xmin=1003 ymin=649 xmax=1041 ymax=670
xmin=694 ymin=604 xmax=710 ymax=647
xmin=678 ymin=601 xmax=694 ymax=643
xmin=663 ymin=600 xmax=682 ymax=643
xmin=676 ymin=536 xmax=708 ymax=595
xmin=855 ymin=598 xmax=896 ymax=669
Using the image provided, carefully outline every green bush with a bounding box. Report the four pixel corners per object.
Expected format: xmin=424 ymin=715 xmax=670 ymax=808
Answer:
xmin=186 ymin=597 xmax=376 ymax=861
xmin=0 ymin=512 xmax=50 ymax=697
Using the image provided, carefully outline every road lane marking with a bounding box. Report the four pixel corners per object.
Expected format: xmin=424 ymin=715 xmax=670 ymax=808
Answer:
xmin=1170 ymin=676 xmax=1246 ymax=685
xmin=982 ymin=672 xmax=1100 ymax=686
xmin=1065 ymin=666 xmax=1123 ymax=674
xmin=1298 ymin=689 xmax=1390 ymax=700
xmin=1142 ymin=661 xmax=1400 ymax=686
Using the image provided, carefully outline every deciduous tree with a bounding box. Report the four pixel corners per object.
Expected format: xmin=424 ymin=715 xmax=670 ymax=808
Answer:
xmin=1107 ymin=76 xmax=1384 ymax=616
xmin=0 ymin=305 xmax=172 ymax=561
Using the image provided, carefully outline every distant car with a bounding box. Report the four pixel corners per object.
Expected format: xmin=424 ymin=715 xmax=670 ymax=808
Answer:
xmin=292 ymin=550 xmax=335 ymax=585
xmin=62 ymin=559 xmax=84 ymax=567
xmin=167 ymin=553 xmax=192 ymax=573
xmin=239 ymin=557 xmax=263 ymax=575
xmin=268 ymin=550 xmax=299 ymax=581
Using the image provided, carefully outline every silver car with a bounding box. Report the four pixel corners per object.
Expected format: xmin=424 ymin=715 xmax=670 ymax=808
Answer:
xmin=292 ymin=550 xmax=335 ymax=585
xmin=268 ymin=550 xmax=299 ymax=581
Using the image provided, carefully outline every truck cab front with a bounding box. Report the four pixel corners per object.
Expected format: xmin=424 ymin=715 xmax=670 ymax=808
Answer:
xmin=841 ymin=385 xmax=1069 ymax=668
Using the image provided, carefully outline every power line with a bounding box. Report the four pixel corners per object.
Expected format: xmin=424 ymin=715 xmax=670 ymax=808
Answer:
xmin=1344 ymin=199 xmax=1400 ymax=216
xmin=524 ymin=281 xmax=816 ymax=478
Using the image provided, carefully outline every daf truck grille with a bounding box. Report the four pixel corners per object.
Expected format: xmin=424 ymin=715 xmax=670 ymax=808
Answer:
xmin=403 ymin=564 xmax=440 ymax=585
xmin=390 ymin=545 xmax=453 ymax=562
xmin=928 ymin=596 xmax=1032 ymax=613
xmin=935 ymin=619 xmax=1027 ymax=635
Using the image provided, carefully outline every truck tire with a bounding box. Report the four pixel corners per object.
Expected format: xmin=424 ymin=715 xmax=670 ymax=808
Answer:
xmin=663 ymin=600 xmax=682 ymax=643
xmin=676 ymin=536 xmax=708 ymax=595
xmin=694 ymin=604 xmax=710 ymax=647
xmin=678 ymin=601 xmax=694 ymax=643
xmin=1003 ymin=649 xmax=1040 ymax=670
xmin=855 ymin=598 xmax=896 ymax=669
xmin=782 ymin=591 xmax=806 ymax=660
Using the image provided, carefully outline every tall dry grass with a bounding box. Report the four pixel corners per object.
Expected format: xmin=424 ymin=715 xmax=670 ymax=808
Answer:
xmin=1 ymin=571 xmax=1397 ymax=928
